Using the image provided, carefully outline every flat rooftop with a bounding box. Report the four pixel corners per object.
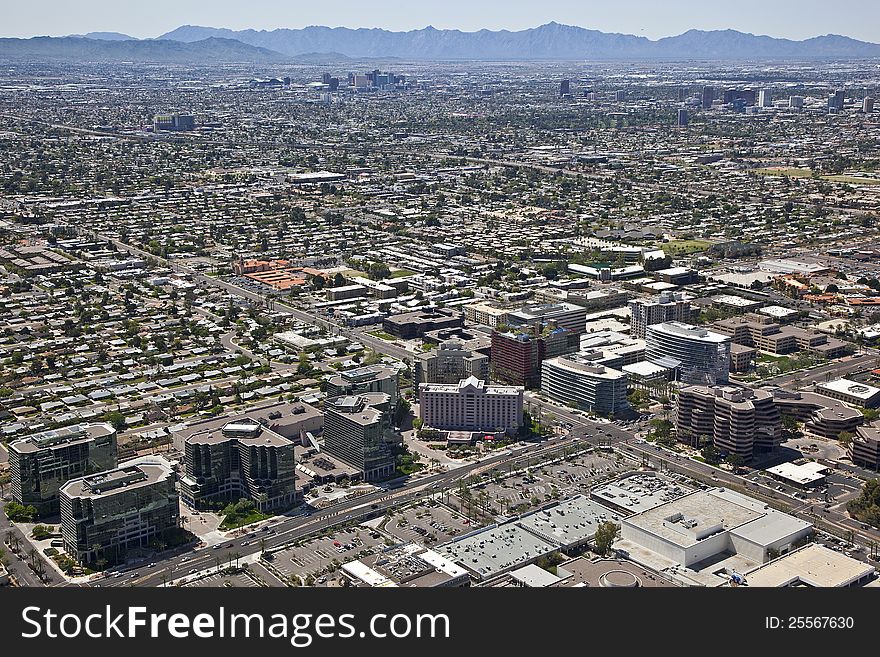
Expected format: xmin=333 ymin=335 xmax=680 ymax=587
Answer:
xmin=186 ymin=419 xmax=292 ymax=447
xmin=10 ymin=423 xmax=115 ymax=454
xmin=515 ymin=495 xmax=622 ymax=547
xmin=61 ymin=457 xmax=173 ymax=498
xmin=552 ymin=556 xmax=680 ymax=587
xmin=437 ymin=523 xmax=555 ymax=580
xmin=744 ymin=544 xmax=876 ymax=588
xmin=591 ymin=473 xmax=692 ymax=514
xmin=765 ymin=462 xmax=828 ymax=486
xmin=816 ymin=378 xmax=880 ymax=401
xmin=623 ymin=487 xmax=811 ymax=549
xmin=648 ymin=321 xmax=730 ymax=343
xmin=438 ymin=495 xmax=620 ymax=579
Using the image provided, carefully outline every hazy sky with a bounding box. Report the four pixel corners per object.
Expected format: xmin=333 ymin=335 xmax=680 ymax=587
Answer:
xmin=6 ymin=0 xmax=880 ymax=42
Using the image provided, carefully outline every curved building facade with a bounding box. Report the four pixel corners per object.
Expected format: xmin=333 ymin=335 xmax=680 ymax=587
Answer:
xmin=646 ymin=322 xmax=730 ymax=385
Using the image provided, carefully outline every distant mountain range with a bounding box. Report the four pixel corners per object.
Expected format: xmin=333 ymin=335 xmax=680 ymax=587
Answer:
xmin=1 ymin=22 xmax=879 ymax=63
xmin=0 ymin=36 xmax=289 ymax=63
xmin=157 ymin=22 xmax=880 ymax=60
xmin=69 ymin=31 xmax=137 ymax=41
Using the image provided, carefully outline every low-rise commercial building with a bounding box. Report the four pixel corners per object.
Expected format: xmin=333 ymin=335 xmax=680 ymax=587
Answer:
xmin=383 ymin=308 xmax=463 ymax=339
xmin=507 ymin=302 xmax=588 ymax=335
xmin=342 ymin=543 xmax=470 ymax=587
xmin=742 ymin=544 xmax=876 ymax=587
xmin=59 ymin=456 xmax=179 ymax=565
xmin=815 ymin=378 xmax=880 ymax=408
xmin=620 ymin=488 xmax=812 ymax=570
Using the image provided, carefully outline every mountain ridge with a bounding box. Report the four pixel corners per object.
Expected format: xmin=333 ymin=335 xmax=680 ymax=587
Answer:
xmin=0 ymin=36 xmax=290 ymax=63
xmin=156 ymin=22 xmax=880 ymax=60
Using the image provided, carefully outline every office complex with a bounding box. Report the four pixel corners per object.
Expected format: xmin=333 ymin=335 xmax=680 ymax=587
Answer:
xmin=645 ymin=322 xmax=731 ymax=385
xmin=828 ymin=89 xmax=845 ymax=112
xmin=153 ymin=113 xmax=195 ymax=132
xmin=414 ymin=339 xmax=489 ymax=387
xmin=758 ymin=89 xmax=772 ymax=107
xmin=506 ymin=302 xmax=588 ymax=335
xmin=59 ymin=456 xmax=178 ymax=565
xmin=701 ymin=86 xmax=714 ymax=109
xmin=559 ymin=79 xmax=570 ymax=97
xmin=771 ymin=389 xmax=863 ymax=440
xmin=323 ymin=394 xmax=399 ymax=481
xmin=677 ymin=108 xmax=688 ymax=127
xmin=850 ymin=425 xmax=880 ymax=469
xmin=675 ymin=385 xmax=782 ymax=460
xmin=8 ymin=423 xmax=118 ymax=516
xmin=629 ymin=291 xmax=699 ymax=339
xmin=540 ymin=356 xmax=629 ymax=416
xmin=326 ymin=364 xmax=399 ymax=406
xmin=490 ymin=325 xmax=580 ymax=388
xmin=419 ymin=376 xmax=523 ymax=434
xmin=382 ymin=308 xmax=462 ymax=338
xmin=180 ymin=419 xmax=298 ymax=511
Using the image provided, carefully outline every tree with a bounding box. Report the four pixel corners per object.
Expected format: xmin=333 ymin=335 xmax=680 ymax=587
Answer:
xmin=394 ymin=398 xmax=411 ymax=426
xmin=593 ymin=521 xmax=620 ymax=556
xmin=3 ymin=501 xmax=38 ymax=522
xmin=701 ymin=443 xmax=722 ymax=466
xmin=837 ymin=431 xmax=854 ymax=449
xmin=847 ymin=479 xmax=880 ymax=529
xmin=726 ymin=453 xmax=745 ymax=474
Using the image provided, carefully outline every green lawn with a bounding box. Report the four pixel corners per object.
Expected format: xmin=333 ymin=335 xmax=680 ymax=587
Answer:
xmin=367 ymin=330 xmax=396 ymax=341
xmin=389 ymin=269 xmax=415 ymax=278
xmin=823 ymin=175 xmax=880 ymax=186
xmin=219 ymin=510 xmax=272 ymax=530
xmin=664 ymin=239 xmax=712 ymax=254
xmin=754 ymin=167 xmax=813 ymax=178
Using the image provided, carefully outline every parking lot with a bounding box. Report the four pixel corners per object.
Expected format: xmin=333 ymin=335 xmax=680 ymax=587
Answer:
xmin=383 ymin=501 xmax=477 ymax=546
xmin=466 ymin=451 xmax=627 ymax=516
xmin=183 ymin=570 xmax=262 ymax=588
xmin=270 ymin=527 xmax=388 ymax=581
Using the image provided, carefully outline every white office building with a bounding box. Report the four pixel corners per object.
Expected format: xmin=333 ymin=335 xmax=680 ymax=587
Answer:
xmin=419 ymin=376 xmax=523 ymax=434
xmin=541 ymin=355 xmax=629 ymax=415
xmin=645 ymin=322 xmax=731 ymax=385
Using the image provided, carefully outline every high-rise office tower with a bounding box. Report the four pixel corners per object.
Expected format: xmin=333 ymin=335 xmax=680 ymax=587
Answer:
xmin=645 ymin=322 xmax=731 ymax=386
xmin=758 ymin=89 xmax=772 ymax=107
xmin=677 ymin=108 xmax=689 ymax=127
xmin=560 ymin=79 xmax=571 ymax=97
xmin=828 ymin=89 xmax=845 ymax=112
xmin=864 ymin=97 xmax=875 ymax=114
xmin=701 ymin=86 xmax=714 ymax=109
xmin=789 ymin=95 xmax=804 ymax=110
xmin=9 ymin=423 xmax=118 ymax=516
xmin=60 ymin=456 xmax=178 ymax=565
xmin=323 ymin=394 xmax=399 ymax=482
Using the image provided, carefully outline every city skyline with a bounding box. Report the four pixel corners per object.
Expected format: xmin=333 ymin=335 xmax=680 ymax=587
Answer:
xmin=4 ymin=0 xmax=880 ymax=43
